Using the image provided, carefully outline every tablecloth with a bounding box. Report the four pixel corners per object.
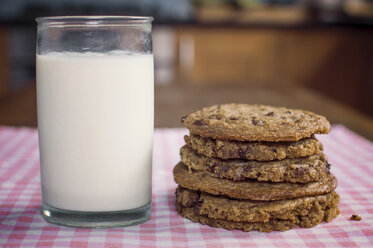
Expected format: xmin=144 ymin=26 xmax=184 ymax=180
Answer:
xmin=0 ymin=125 xmax=372 ymax=247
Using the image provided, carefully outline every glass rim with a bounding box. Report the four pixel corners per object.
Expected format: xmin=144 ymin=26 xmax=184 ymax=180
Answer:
xmin=36 ymin=15 xmax=154 ymax=26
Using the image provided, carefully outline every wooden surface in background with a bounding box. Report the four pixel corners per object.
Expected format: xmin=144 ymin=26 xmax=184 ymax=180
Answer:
xmin=0 ymin=28 xmax=9 ymax=98
xmin=175 ymin=26 xmax=373 ymax=116
xmin=0 ymin=81 xmax=36 ymax=127
xmin=0 ymin=83 xmax=372 ymax=141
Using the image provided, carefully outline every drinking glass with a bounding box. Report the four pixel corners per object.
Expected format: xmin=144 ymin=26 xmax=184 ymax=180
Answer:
xmin=36 ymin=16 xmax=154 ymax=228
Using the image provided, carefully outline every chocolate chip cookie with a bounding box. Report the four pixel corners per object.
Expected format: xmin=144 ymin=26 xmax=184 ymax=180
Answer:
xmin=176 ymin=186 xmax=339 ymax=224
xmin=184 ymin=134 xmax=323 ymax=161
xmin=176 ymin=187 xmax=340 ymax=232
xmin=180 ymin=145 xmax=329 ymax=183
xmin=182 ymin=104 xmax=330 ymax=142
xmin=173 ymin=162 xmax=337 ymax=201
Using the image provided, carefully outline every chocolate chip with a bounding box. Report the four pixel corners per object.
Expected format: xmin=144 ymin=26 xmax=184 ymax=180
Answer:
xmin=265 ymin=112 xmax=274 ymax=116
xmin=210 ymin=162 xmax=218 ymax=171
xmin=243 ymin=165 xmax=252 ymax=173
xmin=272 ymin=148 xmax=277 ymax=153
xmin=256 ymin=172 xmax=262 ymax=177
xmin=237 ymin=148 xmax=245 ymax=158
xmin=251 ymin=117 xmax=265 ymax=126
xmin=238 ymin=147 xmax=252 ymax=159
xmin=184 ymin=192 xmax=199 ymax=207
xmin=193 ymin=202 xmax=202 ymax=215
xmin=326 ymin=163 xmax=332 ymax=170
xmin=181 ymin=115 xmax=187 ymax=123
xmin=251 ymin=118 xmax=258 ymax=126
xmin=296 ymin=167 xmax=306 ymax=176
xmin=229 ymin=117 xmax=238 ymax=121
xmin=193 ymin=120 xmax=205 ymax=126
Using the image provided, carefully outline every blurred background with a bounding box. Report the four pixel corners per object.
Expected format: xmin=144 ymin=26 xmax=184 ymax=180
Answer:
xmin=0 ymin=0 xmax=372 ymax=139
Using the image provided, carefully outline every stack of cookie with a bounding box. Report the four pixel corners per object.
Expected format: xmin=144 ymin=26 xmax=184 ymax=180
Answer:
xmin=173 ymin=104 xmax=339 ymax=232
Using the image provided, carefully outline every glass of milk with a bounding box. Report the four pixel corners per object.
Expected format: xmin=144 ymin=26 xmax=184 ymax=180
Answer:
xmin=36 ymin=16 xmax=154 ymax=228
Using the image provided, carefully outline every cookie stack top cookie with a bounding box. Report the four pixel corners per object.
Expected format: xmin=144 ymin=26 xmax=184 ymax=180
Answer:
xmin=182 ymin=104 xmax=330 ymax=142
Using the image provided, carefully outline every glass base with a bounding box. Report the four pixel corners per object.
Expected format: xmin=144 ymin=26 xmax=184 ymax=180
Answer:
xmin=41 ymin=202 xmax=151 ymax=228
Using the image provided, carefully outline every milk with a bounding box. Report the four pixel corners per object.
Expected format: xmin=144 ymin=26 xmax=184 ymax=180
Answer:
xmin=36 ymin=52 xmax=154 ymax=212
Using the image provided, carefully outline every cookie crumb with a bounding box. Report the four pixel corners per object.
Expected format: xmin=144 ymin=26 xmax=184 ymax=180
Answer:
xmin=350 ymin=214 xmax=362 ymax=221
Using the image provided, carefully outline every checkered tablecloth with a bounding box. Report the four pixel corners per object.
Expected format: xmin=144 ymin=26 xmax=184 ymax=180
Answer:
xmin=0 ymin=125 xmax=372 ymax=247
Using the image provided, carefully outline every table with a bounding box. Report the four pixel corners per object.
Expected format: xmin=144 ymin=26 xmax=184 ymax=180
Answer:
xmin=1 ymin=126 xmax=373 ymax=247
xmin=0 ymin=83 xmax=373 ymax=140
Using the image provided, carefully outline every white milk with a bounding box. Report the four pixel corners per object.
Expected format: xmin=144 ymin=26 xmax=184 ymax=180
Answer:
xmin=37 ymin=52 xmax=154 ymax=212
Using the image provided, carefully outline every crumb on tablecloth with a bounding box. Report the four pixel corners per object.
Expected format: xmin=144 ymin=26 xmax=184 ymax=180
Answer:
xmin=350 ymin=214 xmax=362 ymax=221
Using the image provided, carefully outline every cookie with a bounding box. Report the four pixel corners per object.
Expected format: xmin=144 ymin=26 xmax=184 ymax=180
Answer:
xmin=182 ymin=104 xmax=330 ymax=142
xmin=176 ymin=186 xmax=339 ymax=223
xmin=184 ymin=134 xmax=323 ymax=161
xmin=176 ymin=191 xmax=340 ymax=232
xmin=173 ymin=162 xmax=337 ymax=201
xmin=180 ymin=145 xmax=329 ymax=183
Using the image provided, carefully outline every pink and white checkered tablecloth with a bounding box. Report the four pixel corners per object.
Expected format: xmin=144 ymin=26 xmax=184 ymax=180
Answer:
xmin=0 ymin=125 xmax=373 ymax=247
